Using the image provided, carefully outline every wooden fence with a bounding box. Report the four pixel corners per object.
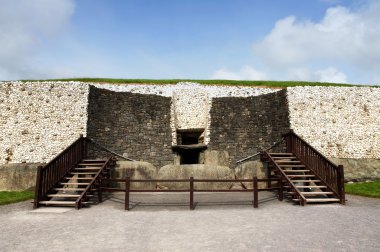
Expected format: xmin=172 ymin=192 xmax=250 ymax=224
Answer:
xmin=99 ymin=177 xmax=283 ymax=210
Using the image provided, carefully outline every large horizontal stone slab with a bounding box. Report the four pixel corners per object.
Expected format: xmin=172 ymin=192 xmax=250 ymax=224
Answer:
xmin=235 ymin=160 xmax=267 ymax=189
xmin=110 ymin=161 xmax=157 ymax=189
xmin=157 ymin=164 xmax=234 ymax=190
xmin=0 ymin=163 xmax=43 ymax=191
xmin=328 ymin=157 xmax=380 ymax=182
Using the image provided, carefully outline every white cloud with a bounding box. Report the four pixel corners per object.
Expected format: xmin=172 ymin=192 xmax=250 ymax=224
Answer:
xmin=252 ymin=1 xmax=380 ymax=82
xmin=288 ymin=67 xmax=347 ymax=83
xmin=0 ymin=0 xmax=75 ymax=80
xmin=315 ymin=67 xmax=347 ymax=83
xmin=212 ymin=66 xmax=267 ymax=80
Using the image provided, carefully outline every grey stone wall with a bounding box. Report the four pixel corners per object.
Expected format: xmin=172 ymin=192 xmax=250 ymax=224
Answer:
xmin=209 ymin=90 xmax=290 ymax=166
xmin=87 ymin=86 xmax=174 ymax=168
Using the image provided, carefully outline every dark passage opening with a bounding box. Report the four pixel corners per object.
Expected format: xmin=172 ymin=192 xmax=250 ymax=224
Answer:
xmin=180 ymin=150 xmax=200 ymax=164
xmin=177 ymin=130 xmax=203 ymax=145
xmin=174 ymin=129 xmax=206 ymax=165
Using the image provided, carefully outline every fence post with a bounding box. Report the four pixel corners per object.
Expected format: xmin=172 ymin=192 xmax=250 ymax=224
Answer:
xmin=98 ymin=179 xmax=103 ymax=203
xmin=125 ymin=177 xmax=130 ymax=211
xmin=33 ymin=166 xmax=43 ymax=209
xmin=337 ymin=165 xmax=345 ymax=204
xmin=190 ymin=177 xmax=194 ymax=210
xmin=278 ymin=178 xmax=283 ymax=201
xmin=253 ymin=176 xmax=258 ymax=208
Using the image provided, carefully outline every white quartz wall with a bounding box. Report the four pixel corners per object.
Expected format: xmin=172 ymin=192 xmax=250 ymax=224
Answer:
xmin=287 ymin=86 xmax=380 ymax=159
xmin=0 ymin=82 xmax=89 ymax=164
xmin=171 ymin=86 xmax=211 ymax=145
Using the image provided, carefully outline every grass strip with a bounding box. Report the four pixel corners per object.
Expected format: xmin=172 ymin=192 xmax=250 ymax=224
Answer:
xmin=18 ymin=78 xmax=370 ymax=88
xmin=0 ymin=191 xmax=34 ymax=205
xmin=345 ymin=181 xmax=380 ymax=198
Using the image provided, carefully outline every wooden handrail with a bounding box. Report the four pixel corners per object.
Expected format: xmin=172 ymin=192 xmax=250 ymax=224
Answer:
xmin=34 ymin=135 xmax=87 ymax=208
xmin=283 ymin=130 xmax=345 ymax=203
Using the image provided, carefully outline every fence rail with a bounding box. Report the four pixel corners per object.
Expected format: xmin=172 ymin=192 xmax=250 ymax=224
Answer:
xmin=99 ymin=177 xmax=283 ymax=210
xmin=283 ymin=130 xmax=345 ymax=204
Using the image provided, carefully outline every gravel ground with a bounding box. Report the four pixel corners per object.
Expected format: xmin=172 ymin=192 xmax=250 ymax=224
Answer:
xmin=0 ymin=192 xmax=379 ymax=252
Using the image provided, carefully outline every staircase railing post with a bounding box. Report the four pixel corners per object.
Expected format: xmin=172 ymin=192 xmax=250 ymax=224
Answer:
xmin=98 ymin=179 xmax=103 ymax=203
xmin=33 ymin=165 xmax=43 ymax=208
xmin=190 ymin=177 xmax=194 ymax=210
xmin=278 ymin=178 xmax=283 ymax=201
xmin=125 ymin=176 xmax=130 ymax=211
xmin=253 ymin=176 xmax=258 ymax=208
xmin=337 ymin=165 xmax=345 ymax=204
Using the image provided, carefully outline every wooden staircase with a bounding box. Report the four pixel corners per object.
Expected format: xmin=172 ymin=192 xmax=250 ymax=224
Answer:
xmin=264 ymin=152 xmax=340 ymax=205
xmin=260 ymin=130 xmax=345 ymax=206
xmin=34 ymin=136 xmax=116 ymax=209
xmin=38 ymin=159 xmax=112 ymax=208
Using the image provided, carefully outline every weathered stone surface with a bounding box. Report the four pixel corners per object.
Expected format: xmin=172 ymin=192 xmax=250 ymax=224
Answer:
xmin=110 ymin=161 xmax=157 ymax=189
xmin=0 ymin=163 xmax=43 ymax=190
xmin=329 ymin=157 xmax=380 ymax=181
xmin=157 ymin=164 xmax=234 ymax=189
xmin=235 ymin=160 xmax=267 ymax=189
xmin=203 ymin=150 xmax=230 ymax=167
xmin=87 ymin=86 xmax=174 ymax=168
xmin=209 ymin=90 xmax=290 ymax=165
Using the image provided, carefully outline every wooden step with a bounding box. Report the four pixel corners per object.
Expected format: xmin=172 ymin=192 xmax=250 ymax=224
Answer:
xmin=78 ymin=163 xmax=104 ymax=166
xmin=64 ymin=177 xmax=94 ymax=180
xmin=291 ymin=180 xmax=321 ymax=183
xmin=273 ymin=157 xmax=297 ymax=159
xmin=74 ymin=168 xmax=101 ymax=171
xmin=276 ymin=161 xmax=301 ymax=163
xmin=82 ymin=159 xmax=108 ymax=162
xmin=295 ymin=185 xmax=327 ymax=188
xmin=70 ymin=172 xmax=97 ymax=175
xmin=287 ymin=191 xmax=334 ymax=195
xmin=47 ymin=194 xmax=80 ymax=198
xmin=60 ymin=182 xmax=90 ymax=185
xmin=287 ymin=175 xmax=315 ymax=178
xmin=53 ymin=188 xmax=86 ymax=191
xmin=279 ymin=165 xmax=306 ymax=168
xmin=39 ymin=201 xmax=76 ymax=205
xmin=269 ymin=153 xmax=293 ymax=156
xmin=306 ymin=198 xmax=340 ymax=203
xmin=283 ymin=170 xmax=310 ymax=173
xmin=301 ymin=191 xmax=334 ymax=195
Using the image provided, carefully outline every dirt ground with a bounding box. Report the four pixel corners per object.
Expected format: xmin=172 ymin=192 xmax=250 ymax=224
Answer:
xmin=0 ymin=192 xmax=379 ymax=252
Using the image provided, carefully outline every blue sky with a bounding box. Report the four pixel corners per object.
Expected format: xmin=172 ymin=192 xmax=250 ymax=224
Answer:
xmin=0 ymin=0 xmax=379 ymax=84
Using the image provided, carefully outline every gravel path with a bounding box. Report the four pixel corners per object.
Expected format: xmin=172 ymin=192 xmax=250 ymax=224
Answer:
xmin=0 ymin=193 xmax=379 ymax=252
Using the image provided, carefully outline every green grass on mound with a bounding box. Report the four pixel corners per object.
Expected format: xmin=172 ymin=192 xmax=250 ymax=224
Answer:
xmin=345 ymin=181 xmax=380 ymax=198
xmin=20 ymin=78 xmax=366 ymax=88
xmin=0 ymin=191 xmax=34 ymax=205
